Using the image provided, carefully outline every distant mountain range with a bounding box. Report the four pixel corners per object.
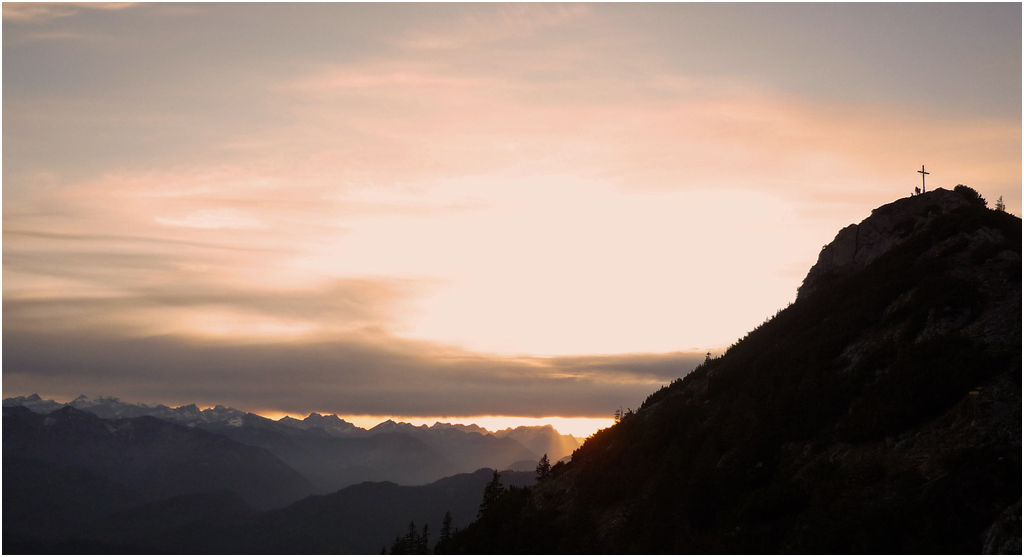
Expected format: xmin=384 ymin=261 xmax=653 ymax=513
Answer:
xmin=3 ymin=394 xmax=580 ymax=493
xmin=3 ymin=395 xmax=574 ymax=553
xmin=3 ymin=405 xmax=314 ymax=510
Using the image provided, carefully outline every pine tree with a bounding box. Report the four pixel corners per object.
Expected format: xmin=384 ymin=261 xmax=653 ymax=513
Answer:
xmin=536 ymin=453 xmax=551 ymax=480
xmin=390 ymin=533 xmax=406 ymax=555
xmin=418 ymin=523 xmax=429 ymax=554
xmin=996 ymin=196 xmax=1006 ymax=212
xmin=478 ymin=469 xmax=505 ymax=518
xmin=439 ymin=511 xmax=453 ymax=543
xmin=391 ymin=522 xmax=420 ymax=555
xmin=405 ymin=521 xmax=417 ymax=549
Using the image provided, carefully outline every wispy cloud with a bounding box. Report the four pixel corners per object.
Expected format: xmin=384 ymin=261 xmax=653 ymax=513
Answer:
xmin=4 ymin=242 xmax=431 ymax=339
xmin=2 ymin=2 xmax=136 ymax=23
xmin=276 ymin=56 xmax=1020 ymax=207
xmin=3 ymin=229 xmax=289 ymax=253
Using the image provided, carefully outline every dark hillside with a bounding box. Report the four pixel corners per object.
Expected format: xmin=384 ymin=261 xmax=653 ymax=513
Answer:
xmin=2 ymin=405 xmax=315 ymax=510
xmin=444 ymin=188 xmax=1022 ymax=554
xmin=165 ymin=468 xmax=536 ymax=554
xmin=2 ymin=456 xmax=145 ymax=551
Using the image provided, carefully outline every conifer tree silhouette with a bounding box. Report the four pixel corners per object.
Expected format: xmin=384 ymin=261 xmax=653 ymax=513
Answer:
xmin=439 ymin=511 xmax=453 ymax=543
xmin=478 ymin=469 xmax=505 ymax=518
xmin=536 ymin=453 xmax=551 ymax=480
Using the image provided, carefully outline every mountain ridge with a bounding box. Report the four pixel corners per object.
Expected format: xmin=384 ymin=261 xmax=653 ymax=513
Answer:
xmin=4 ymin=393 xmax=580 ymax=492
xmin=3 ymin=393 xmax=582 ymax=448
xmin=2 ymin=405 xmax=315 ymax=510
xmin=442 ymin=187 xmax=1021 ymax=554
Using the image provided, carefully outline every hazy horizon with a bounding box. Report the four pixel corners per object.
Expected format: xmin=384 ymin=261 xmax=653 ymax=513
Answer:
xmin=4 ymin=4 xmax=1020 ymax=423
xmin=6 ymin=391 xmax=609 ymax=438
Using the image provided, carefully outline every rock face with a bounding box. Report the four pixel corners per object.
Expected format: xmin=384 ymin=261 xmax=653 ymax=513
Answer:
xmin=1 ymin=393 xmax=65 ymax=414
xmin=279 ymin=412 xmax=365 ymax=437
xmin=799 ymin=188 xmax=970 ymax=299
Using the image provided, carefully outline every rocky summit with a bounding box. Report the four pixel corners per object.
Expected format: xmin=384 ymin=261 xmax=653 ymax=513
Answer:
xmin=800 ymin=188 xmax=984 ymax=297
xmin=441 ymin=187 xmax=1021 ymax=554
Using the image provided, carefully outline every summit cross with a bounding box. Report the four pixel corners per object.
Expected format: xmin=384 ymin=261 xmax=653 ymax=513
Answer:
xmin=918 ymin=165 xmax=929 ymax=193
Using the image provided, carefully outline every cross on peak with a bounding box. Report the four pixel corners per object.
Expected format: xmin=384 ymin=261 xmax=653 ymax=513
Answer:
xmin=918 ymin=165 xmax=930 ymax=193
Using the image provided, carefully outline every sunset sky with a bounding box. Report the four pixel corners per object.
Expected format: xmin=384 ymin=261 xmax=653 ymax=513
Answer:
xmin=3 ymin=3 xmax=1020 ymax=437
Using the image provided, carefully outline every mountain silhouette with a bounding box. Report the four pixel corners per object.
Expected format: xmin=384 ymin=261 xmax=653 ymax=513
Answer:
xmin=493 ymin=424 xmax=580 ymax=462
xmin=3 ymin=455 xmax=146 ymax=549
xmin=3 ymin=405 xmax=314 ymax=510
xmin=200 ymin=468 xmax=537 ymax=554
xmin=442 ymin=187 xmax=1021 ymax=554
xmin=3 ymin=395 xmax=578 ymax=492
xmin=5 ymin=467 xmax=536 ymax=554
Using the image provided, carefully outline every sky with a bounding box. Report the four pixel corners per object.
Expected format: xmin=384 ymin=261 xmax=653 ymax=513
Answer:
xmin=3 ymin=3 xmax=1021 ymax=437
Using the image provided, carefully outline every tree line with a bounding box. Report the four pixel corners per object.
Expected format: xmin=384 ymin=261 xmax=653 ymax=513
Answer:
xmin=386 ymin=455 xmax=554 ymax=554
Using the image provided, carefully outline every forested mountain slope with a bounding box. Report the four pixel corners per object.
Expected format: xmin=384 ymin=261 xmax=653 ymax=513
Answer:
xmin=445 ymin=187 xmax=1021 ymax=554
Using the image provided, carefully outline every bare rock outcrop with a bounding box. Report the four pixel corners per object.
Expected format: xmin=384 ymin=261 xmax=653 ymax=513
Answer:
xmin=798 ymin=188 xmax=969 ymax=299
